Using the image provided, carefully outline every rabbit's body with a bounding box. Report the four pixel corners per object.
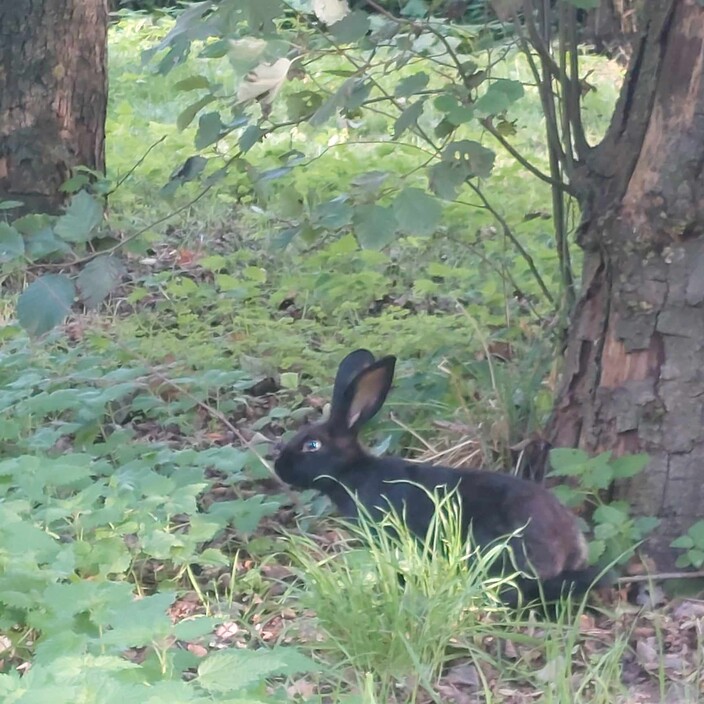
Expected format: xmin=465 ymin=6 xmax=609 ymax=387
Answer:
xmin=274 ymin=349 xmax=600 ymax=605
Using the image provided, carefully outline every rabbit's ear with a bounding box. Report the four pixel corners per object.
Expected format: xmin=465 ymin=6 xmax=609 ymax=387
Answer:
xmin=332 ymin=349 xmax=376 ymax=409
xmin=330 ymin=356 xmax=396 ymax=433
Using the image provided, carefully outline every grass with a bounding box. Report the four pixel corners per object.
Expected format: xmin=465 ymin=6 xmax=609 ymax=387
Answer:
xmin=1 ymin=8 xmax=702 ymax=704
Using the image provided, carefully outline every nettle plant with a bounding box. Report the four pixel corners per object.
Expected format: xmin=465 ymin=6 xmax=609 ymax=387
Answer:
xmin=548 ymin=448 xmax=659 ymax=567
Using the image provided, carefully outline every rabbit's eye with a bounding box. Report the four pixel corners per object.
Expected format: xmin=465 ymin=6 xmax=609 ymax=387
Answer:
xmin=302 ymin=439 xmax=322 ymax=453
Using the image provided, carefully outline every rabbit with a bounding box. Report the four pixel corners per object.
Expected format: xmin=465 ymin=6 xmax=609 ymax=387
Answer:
xmin=274 ymin=348 xmax=603 ymax=606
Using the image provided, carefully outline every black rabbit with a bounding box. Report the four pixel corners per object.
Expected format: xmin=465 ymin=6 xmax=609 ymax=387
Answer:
xmin=274 ymin=349 xmax=601 ymax=605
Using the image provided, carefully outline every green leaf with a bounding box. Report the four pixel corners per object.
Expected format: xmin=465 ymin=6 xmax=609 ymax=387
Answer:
xmin=395 ymin=71 xmax=429 ymax=97
xmin=313 ymin=197 xmax=353 ymax=229
xmin=17 ymin=274 xmax=76 ymax=336
xmin=287 ymin=90 xmax=323 ymax=120
xmin=442 ymin=140 xmax=495 ymax=178
xmin=177 ymin=94 xmax=216 ymax=131
xmin=688 ymin=519 xmax=704 ymax=547
xmin=77 ymin=255 xmax=126 ymax=309
xmin=0 ymin=223 xmax=25 ymax=263
xmin=173 ymin=74 xmax=212 ymax=91
xmin=394 ymin=99 xmax=426 ymax=138
xmin=393 ymin=188 xmax=441 ymax=237
xmin=353 ymin=205 xmax=397 ymax=249
xmin=670 ymin=535 xmax=694 ymax=550
xmin=0 ymin=199 xmax=24 ymax=210
xmin=197 ymin=647 xmax=319 ymax=694
xmin=195 ymin=111 xmax=223 ymax=149
xmin=609 ymin=453 xmax=650 ymax=478
xmin=54 ymin=191 xmax=103 ymax=243
xmin=474 ymin=79 xmax=524 ymax=117
xmin=330 ymin=11 xmax=370 ymax=43
xmin=548 ymin=448 xmax=590 ymax=476
xmin=593 ymin=503 xmax=628 ymax=527
xmin=588 ymin=539 xmax=606 ymax=564
xmin=687 ymin=548 xmax=704 ymax=568
xmin=239 ymin=125 xmax=265 ymax=152
xmin=246 ymin=0 xmax=283 ymax=35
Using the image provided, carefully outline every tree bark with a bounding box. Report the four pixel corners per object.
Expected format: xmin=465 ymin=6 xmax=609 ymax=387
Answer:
xmin=583 ymin=0 xmax=640 ymax=61
xmin=550 ymin=0 xmax=704 ymax=568
xmin=0 ymin=0 xmax=108 ymax=214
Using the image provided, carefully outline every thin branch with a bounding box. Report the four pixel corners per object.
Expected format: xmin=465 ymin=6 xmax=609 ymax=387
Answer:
xmin=466 ymin=181 xmax=555 ymax=306
xmin=106 ymin=135 xmax=167 ymax=196
xmin=617 ymin=570 xmax=704 ymax=584
xmin=479 ymin=117 xmax=574 ymax=195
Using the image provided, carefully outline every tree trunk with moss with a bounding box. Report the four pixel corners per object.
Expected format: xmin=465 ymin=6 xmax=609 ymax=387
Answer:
xmin=0 ymin=0 xmax=108 ymax=214
xmin=549 ymin=0 xmax=704 ymax=568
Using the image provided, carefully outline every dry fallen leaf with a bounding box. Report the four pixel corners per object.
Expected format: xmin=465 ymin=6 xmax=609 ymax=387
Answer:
xmin=312 ymin=0 xmax=350 ymax=25
xmin=236 ymin=58 xmax=292 ymax=106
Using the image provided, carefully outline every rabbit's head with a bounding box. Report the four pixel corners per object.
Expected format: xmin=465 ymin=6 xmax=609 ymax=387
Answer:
xmin=274 ymin=349 xmax=396 ymax=491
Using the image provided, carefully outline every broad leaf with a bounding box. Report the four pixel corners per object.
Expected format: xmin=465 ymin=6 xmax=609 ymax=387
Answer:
xmin=0 ymin=223 xmax=24 ymax=263
xmin=177 ymin=94 xmax=216 ymax=130
xmin=394 ymin=99 xmax=425 ymax=138
xmin=474 ymin=79 xmax=524 ymax=117
xmin=173 ymin=74 xmax=211 ymax=91
xmin=77 ymin=255 xmax=127 ymax=310
xmin=393 ymin=188 xmax=442 ymax=237
xmin=195 ymin=111 xmax=223 ymax=149
xmin=395 ymin=71 xmax=429 ymax=97
xmin=354 ymin=204 xmax=397 ymax=249
xmin=330 ymin=11 xmax=370 ymax=43
xmin=17 ymin=274 xmax=76 ymax=336
xmin=54 ymin=191 xmax=103 ymax=243
xmin=197 ymin=647 xmax=319 ymax=694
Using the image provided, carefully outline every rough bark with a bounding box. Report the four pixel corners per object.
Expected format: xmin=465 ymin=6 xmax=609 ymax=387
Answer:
xmin=550 ymin=0 xmax=704 ymax=568
xmin=0 ymin=0 xmax=108 ymax=214
xmin=583 ymin=0 xmax=640 ymax=60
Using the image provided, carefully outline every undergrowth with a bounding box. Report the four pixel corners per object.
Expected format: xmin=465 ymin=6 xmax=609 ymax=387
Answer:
xmin=1 ymin=9 xmax=698 ymax=704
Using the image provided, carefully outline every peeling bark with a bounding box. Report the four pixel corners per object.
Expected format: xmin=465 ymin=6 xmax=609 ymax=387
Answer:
xmin=550 ymin=0 xmax=704 ymax=568
xmin=0 ymin=0 xmax=108 ymax=213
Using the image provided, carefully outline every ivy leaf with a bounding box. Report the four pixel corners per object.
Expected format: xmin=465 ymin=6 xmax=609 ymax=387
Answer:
xmin=0 ymin=223 xmax=25 ymax=263
xmin=54 ymin=191 xmax=103 ymax=243
xmin=474 ymin=79 xmax=524 ymax=117
xmin=353 ymin=204 xmax=397 ymax=249
xmin=393 ymin=188 xmax=441 ymax=237
xmin=77 ymin=255 xmax=127 ymax=310
xmin=17 ymin=274 xmax=76 ymax=336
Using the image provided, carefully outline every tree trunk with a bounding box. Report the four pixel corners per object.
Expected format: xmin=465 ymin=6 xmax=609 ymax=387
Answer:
xmin=583 ymin=0 xmax=640 ymax=61
xmin=0 ymin=0 xmax=108 ymax=214
xmin=550 ymin=0 xmax=704 ymax=568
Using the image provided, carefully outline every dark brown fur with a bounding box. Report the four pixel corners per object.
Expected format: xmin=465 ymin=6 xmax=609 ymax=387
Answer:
xmin=274 ymin=349 xmax=600 ymax=605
